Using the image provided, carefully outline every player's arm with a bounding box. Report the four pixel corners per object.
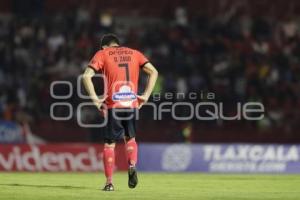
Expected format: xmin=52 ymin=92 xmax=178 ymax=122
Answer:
xmin=82 ymin=67 xmax=105 ymax=109
xmin=138 ymin=62 xmax=158 ymax=108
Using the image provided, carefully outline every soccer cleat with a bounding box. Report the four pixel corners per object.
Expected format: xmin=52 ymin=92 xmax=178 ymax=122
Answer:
xmin=128 ymin=166 xmax=138 ymax=188
xmin=102 ymin=183 xmax=114 ymax=191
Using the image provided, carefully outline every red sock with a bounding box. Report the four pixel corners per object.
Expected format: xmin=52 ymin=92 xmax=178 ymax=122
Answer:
xmin=125 ymin=138 xmax=138 ymax=167
xmin=103 ymin=146 xmax=115 ymax=184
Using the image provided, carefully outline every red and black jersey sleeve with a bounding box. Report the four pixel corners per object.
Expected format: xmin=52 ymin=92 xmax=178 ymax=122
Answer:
xmin=136 ymin=50 xmax=149 ymax=68
xmin=88 ymin=50 xmax=105 ymax=71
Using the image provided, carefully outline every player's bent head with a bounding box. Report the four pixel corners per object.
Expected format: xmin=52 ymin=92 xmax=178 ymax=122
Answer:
xmin=101 ymin=33 xmax=120 ymax=49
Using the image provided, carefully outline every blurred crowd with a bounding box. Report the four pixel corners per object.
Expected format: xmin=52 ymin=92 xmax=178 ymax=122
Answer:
xmin=0 ymin=1 xmax=300 ymax=134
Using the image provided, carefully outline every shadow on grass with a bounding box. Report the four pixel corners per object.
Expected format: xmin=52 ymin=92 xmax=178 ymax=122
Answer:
xmin=0 ymin=183 xmax=88 ymax=189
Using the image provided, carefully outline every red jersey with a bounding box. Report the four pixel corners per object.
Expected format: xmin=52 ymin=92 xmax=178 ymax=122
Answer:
xmin=88 ymin=46 xmax=149 ymax=108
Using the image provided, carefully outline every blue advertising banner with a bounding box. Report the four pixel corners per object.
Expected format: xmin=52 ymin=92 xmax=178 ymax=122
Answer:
xmin=0 ymin=121 xmax=24 ymax=143
xmin=138 ymin=144 xmax=300 ymax=173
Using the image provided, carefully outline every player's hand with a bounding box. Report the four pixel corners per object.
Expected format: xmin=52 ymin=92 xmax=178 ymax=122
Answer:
xmin=99 ymin=106 xmax=107 ymax=117
xmin=92 ymin=98 xmax=107 ymax=117
xmin=137 ymin=95 xmax=149 ymax=109
xmin=92 ymin=98 xmax=104 ymax=109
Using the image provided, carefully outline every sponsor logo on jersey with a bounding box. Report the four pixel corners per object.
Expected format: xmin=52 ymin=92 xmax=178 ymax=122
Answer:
xmin=112 ymin=85 xmax=137 ymax=106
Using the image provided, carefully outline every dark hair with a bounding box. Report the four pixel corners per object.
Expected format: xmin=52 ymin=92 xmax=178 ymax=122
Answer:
xmin=100 ymin=34 xmax=120 ymax=48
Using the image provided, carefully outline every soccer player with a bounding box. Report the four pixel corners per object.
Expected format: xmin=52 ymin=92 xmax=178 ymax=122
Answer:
xmin=82 ymin=34 xmax=158 ymax=191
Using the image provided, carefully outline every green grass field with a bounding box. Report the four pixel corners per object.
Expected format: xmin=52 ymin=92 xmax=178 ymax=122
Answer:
xmin=0 ymin=173 xmax=300 ymax=200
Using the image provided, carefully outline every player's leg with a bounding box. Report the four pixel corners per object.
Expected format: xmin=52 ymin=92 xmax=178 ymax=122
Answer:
xmin=122 ymin=109 xmax=138 ymax=188
xmin=122 ymin=109 xmax=138 ymax=166
xmin=102 ymin=109 xmax=124 ymax=191
xmin=124 ymin=136 xmax=138 ymax=167
xmin=102 ymin=140 xmax=115 ymax=191
xmin=124 ymin=136 xmax=138 ymax=189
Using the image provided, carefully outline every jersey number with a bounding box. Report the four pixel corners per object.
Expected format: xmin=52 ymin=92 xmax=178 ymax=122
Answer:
xmin=118 ymin=63 xmax=129 ymax=82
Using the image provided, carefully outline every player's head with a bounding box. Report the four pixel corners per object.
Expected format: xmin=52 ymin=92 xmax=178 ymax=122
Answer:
xmin=100 ymin=34 xmax=120 ymax=49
